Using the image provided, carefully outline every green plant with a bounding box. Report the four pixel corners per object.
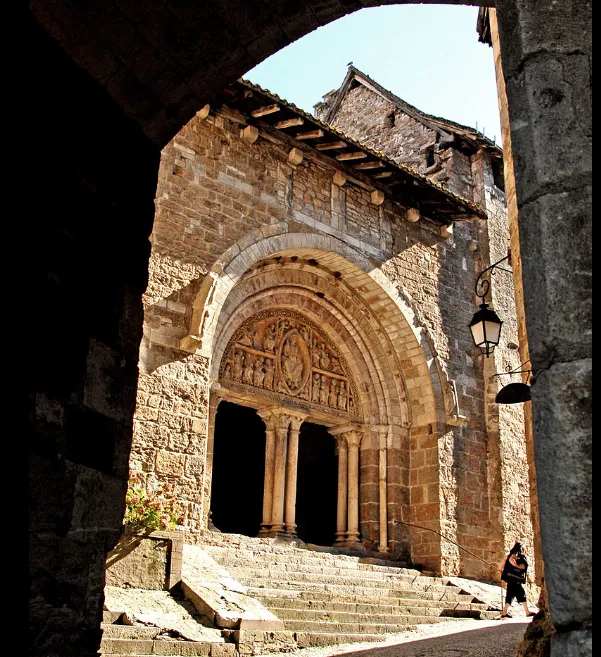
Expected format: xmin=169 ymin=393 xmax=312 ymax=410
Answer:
xmin=124 ymin=479 xmax=184 ymax=531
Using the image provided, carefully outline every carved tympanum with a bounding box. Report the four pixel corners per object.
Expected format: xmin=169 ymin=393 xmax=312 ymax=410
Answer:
xmin=220 ymin=310 xmax=358 ymax=417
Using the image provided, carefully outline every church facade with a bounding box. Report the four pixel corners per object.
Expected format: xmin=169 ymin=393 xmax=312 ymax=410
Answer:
xmin=130 ymin=70 xmax=534 ymax=581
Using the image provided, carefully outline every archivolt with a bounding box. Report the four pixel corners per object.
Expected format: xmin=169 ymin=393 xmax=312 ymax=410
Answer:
xmin=186 ymin=228 xmax=452 ymax=430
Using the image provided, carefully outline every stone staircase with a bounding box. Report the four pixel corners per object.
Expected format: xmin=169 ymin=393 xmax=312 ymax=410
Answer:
xmin=200 ymin=532 xmax=499 ymax=649
xmin=99 ymin=588 xmax=237 ymax=657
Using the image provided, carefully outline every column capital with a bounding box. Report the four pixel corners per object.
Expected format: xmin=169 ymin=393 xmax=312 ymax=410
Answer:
xmin=329 ymin=423 xmax=366 ymax=446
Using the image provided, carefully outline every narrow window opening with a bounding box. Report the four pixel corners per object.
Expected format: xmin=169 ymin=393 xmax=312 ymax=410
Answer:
xmin=425 ymin=146 xmax=436 ymax=168
xmin=492 ymin=158 xmax=505 ymax=192
xmin=384 ymin=110 xmax=395 ymax=128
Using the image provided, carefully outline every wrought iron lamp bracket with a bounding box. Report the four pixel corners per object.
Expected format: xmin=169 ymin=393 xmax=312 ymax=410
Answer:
xmin=475 ymin=253 xmax=512 ymax=302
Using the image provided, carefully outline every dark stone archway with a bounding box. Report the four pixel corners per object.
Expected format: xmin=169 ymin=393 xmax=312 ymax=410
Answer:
xmin=29 ymin=2 xmax=591 ymax=656
xmin=210 ymin=402 xmax=266 ymax=538
xmin=295 ymin=423 xmax=338 ymax=547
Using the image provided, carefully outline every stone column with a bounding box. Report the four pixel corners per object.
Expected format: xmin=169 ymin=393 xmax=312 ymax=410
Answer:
xmin=257 ymin=410 xmax=277 ymax=536
xmin=346 ymin=429 xmax=363 ymax=544
xmin=270 ymin=412 xmax=291 ymax=536
xmin=334 ymin=434 xmax=348 ymax=543
xmin=284 ymin=413 xmax=306 ymax=536
xmin=377 ymin=425 xmax=389 ymax=553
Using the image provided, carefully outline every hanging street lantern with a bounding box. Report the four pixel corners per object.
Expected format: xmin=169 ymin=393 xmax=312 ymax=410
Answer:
xmin=469 ymin=302 xmax=503 ymax=357
xmin=469 ymin=252 xmax=512 ymax=357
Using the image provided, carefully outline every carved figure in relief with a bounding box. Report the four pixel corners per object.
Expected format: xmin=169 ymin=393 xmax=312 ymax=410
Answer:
xmin=319 ymin=346 xmax=330 ymax=371
xmin=223 ymin=362 xmax=232 ymax=380
xmin=264 ymin=322 xmax=277 ymax=353
xmin=312 ymin=373 xmax=321 ymax=402
xmin=238 ymin=327 xmax=253 ymax=347
xmin=252 ymin=327 xmax=262 ymax=350
xmin=300 ymin=325 xmax=310 ymax=344
xmin=319 ymin=375 xmax=329 ymax=405
xmin=330 ymin=357 xmax=341 ymax=374
xmin=312 ymin=339 xmax=321 ymax=367
xmin=263 ymin=358 xmax=274 ymax=390
xmin=338 ymin=381 xmax=348 ymax=410
xmin=282 ymin=335 xmax=304 ymax=389
xmin=243 ymin=353 xmax=254 ymax=384
xmin=233 ymin=349 xmax=244 ymax=380
xmin=253 ymin=357 xmax=265 ymax=387
xmin=329 ymin=379 xmax=339 ymax=407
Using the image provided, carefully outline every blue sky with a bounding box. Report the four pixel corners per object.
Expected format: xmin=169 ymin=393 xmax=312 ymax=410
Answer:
xmin=244 ymin=4 xmax=502 ymax=146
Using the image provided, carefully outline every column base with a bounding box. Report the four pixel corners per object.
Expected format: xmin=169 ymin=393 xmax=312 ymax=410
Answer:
xmin=258 ymin=525 xmax=272 ymax=536
xmin=267 ymin=523 xmax=286 ymax=537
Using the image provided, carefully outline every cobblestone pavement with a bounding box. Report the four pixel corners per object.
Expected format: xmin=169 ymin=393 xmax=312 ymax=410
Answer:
xmin=278 ymin=618 xmax=532 ymax=657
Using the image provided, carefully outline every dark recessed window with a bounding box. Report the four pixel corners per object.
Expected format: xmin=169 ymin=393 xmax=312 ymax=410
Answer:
xmin=492 ymin=158 xmax=505 ymax=192
xmin=425 ymin=146 xmax=435 ymax=168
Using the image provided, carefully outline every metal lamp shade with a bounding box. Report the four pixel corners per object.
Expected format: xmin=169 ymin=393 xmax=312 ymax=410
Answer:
xmin=495 ymin=382 xmax=532 ymax=404
xmin=469 ymin=303 xmax=503 ymax=357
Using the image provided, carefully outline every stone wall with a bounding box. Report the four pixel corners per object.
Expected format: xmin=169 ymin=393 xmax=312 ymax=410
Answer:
xmin=326 ymin=77 xmax=533 ymax=576
xmin=129 ymin=101 xmax=532 ymax=581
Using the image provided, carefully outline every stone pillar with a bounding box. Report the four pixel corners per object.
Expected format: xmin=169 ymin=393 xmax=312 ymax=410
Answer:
xmin=334 ymin=434 xmax=348 ymax=543
xmin=346 ymin=429 xmax=362 ymax=544
xmin=377 ymin=425 xmax=389 ymax=553
xmin=284 ymin=414 xmax=306 ymax=536
xmin=258 ymin=410 xmax=277 ymax=536
xmin=270 ymin=412 xmax=291 ymax=535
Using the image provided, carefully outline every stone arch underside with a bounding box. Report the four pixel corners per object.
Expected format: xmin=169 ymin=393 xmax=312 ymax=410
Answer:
xmin=32 ymin=0 xmax=490 ymax=147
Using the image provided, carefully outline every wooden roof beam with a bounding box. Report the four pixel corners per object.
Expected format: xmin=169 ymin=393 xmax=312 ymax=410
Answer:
xmin=251 ymin=103 xmax=280 ymax=118
xmin=354 ymin=161 xmax=385 ymax=170
xmin=372 ymin=171 xmax=394 ymax=179
xmin=336 ymin=152 xmax=367 ymax=161
xmin=275 ymin=117 xmax=304 ymax=129
xmin=295 ymin=129 xmax=325 ymax=140
xmin=316 ymin=141 xmax=347 ymax=151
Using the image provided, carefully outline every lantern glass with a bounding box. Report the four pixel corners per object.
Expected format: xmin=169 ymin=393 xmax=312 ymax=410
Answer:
xmin=469 ymin=303 xmax=503 ymax=356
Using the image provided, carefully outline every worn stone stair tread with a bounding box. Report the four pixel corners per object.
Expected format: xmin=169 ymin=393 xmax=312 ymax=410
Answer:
xmin=257 ymin=595 xmax=489 ymax=613
xmin=101 ymin=624 xmax=228 ymax=641
xmin=294 ymin=631 xmax=387 ymax=648
xmin=99 ymin=636 xmax=236 ymax=656
xmin=246 ymin=583 xmax=478 ymax=602
xmin=267 ymin=607 xmax=482 ymax=623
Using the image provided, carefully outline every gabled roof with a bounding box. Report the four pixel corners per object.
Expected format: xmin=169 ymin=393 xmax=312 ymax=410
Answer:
xmin=210 ymin=78 xmax=487 ymax=224
xmin=320 ymin=65 xmax=503 ymax=159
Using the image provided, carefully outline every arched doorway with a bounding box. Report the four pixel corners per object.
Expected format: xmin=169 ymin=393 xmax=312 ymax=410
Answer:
xmin=209 ymin=401 xmax=266 ymax=537
xmin=295 ymin=422 xmax=338 ymax=546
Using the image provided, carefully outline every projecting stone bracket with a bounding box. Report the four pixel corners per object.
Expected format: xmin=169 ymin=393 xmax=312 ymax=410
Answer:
xmin=179 ymin=335 xmax=202 ymax=353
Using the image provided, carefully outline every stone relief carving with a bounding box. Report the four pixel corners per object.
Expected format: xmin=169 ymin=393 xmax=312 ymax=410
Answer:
xmin=220 ymin=310 xmax=359 ymax=418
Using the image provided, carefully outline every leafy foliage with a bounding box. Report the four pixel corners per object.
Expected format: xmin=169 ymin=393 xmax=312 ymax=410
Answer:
xmin=124 ymin=479 xmax=184 ymax=531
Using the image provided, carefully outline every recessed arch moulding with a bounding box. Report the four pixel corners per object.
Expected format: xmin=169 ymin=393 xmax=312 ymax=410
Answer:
xmin=135 ymin=220 xmax=497 ymax=577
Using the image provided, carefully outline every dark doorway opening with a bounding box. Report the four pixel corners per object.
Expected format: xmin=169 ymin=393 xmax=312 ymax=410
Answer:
xmin=210 ymin=401 xmax=265 ymax=537
xmin=295 ymin=422 xmax=337 ymax=546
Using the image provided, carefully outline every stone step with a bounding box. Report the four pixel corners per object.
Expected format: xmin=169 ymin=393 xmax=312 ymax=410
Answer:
xmin=294 ymin=632 xmax=386 ymax=648
xmin=246 ymin=581 xmax=476 ymax=601
xmin=227 ymin=567 xmax=452 ymax=590
xmin=282 ymin=618 xmax=421 ymax=635
xmin=211 ymin=556 xmax=435 ymax=581
xmin=203 ymin=547 xmax=417 ymax=574
xmin=101 ymin=624 xmax=228 ymax=642
xmin=257 ymin=596 xmax=488 ymax=616
xmin=103 ymin=611 xmax=126 ymax=624
xmin=270 ymin=606 xmax=480 ymax=625
xmin=100 ymin=637 xmax=236 ymax=656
